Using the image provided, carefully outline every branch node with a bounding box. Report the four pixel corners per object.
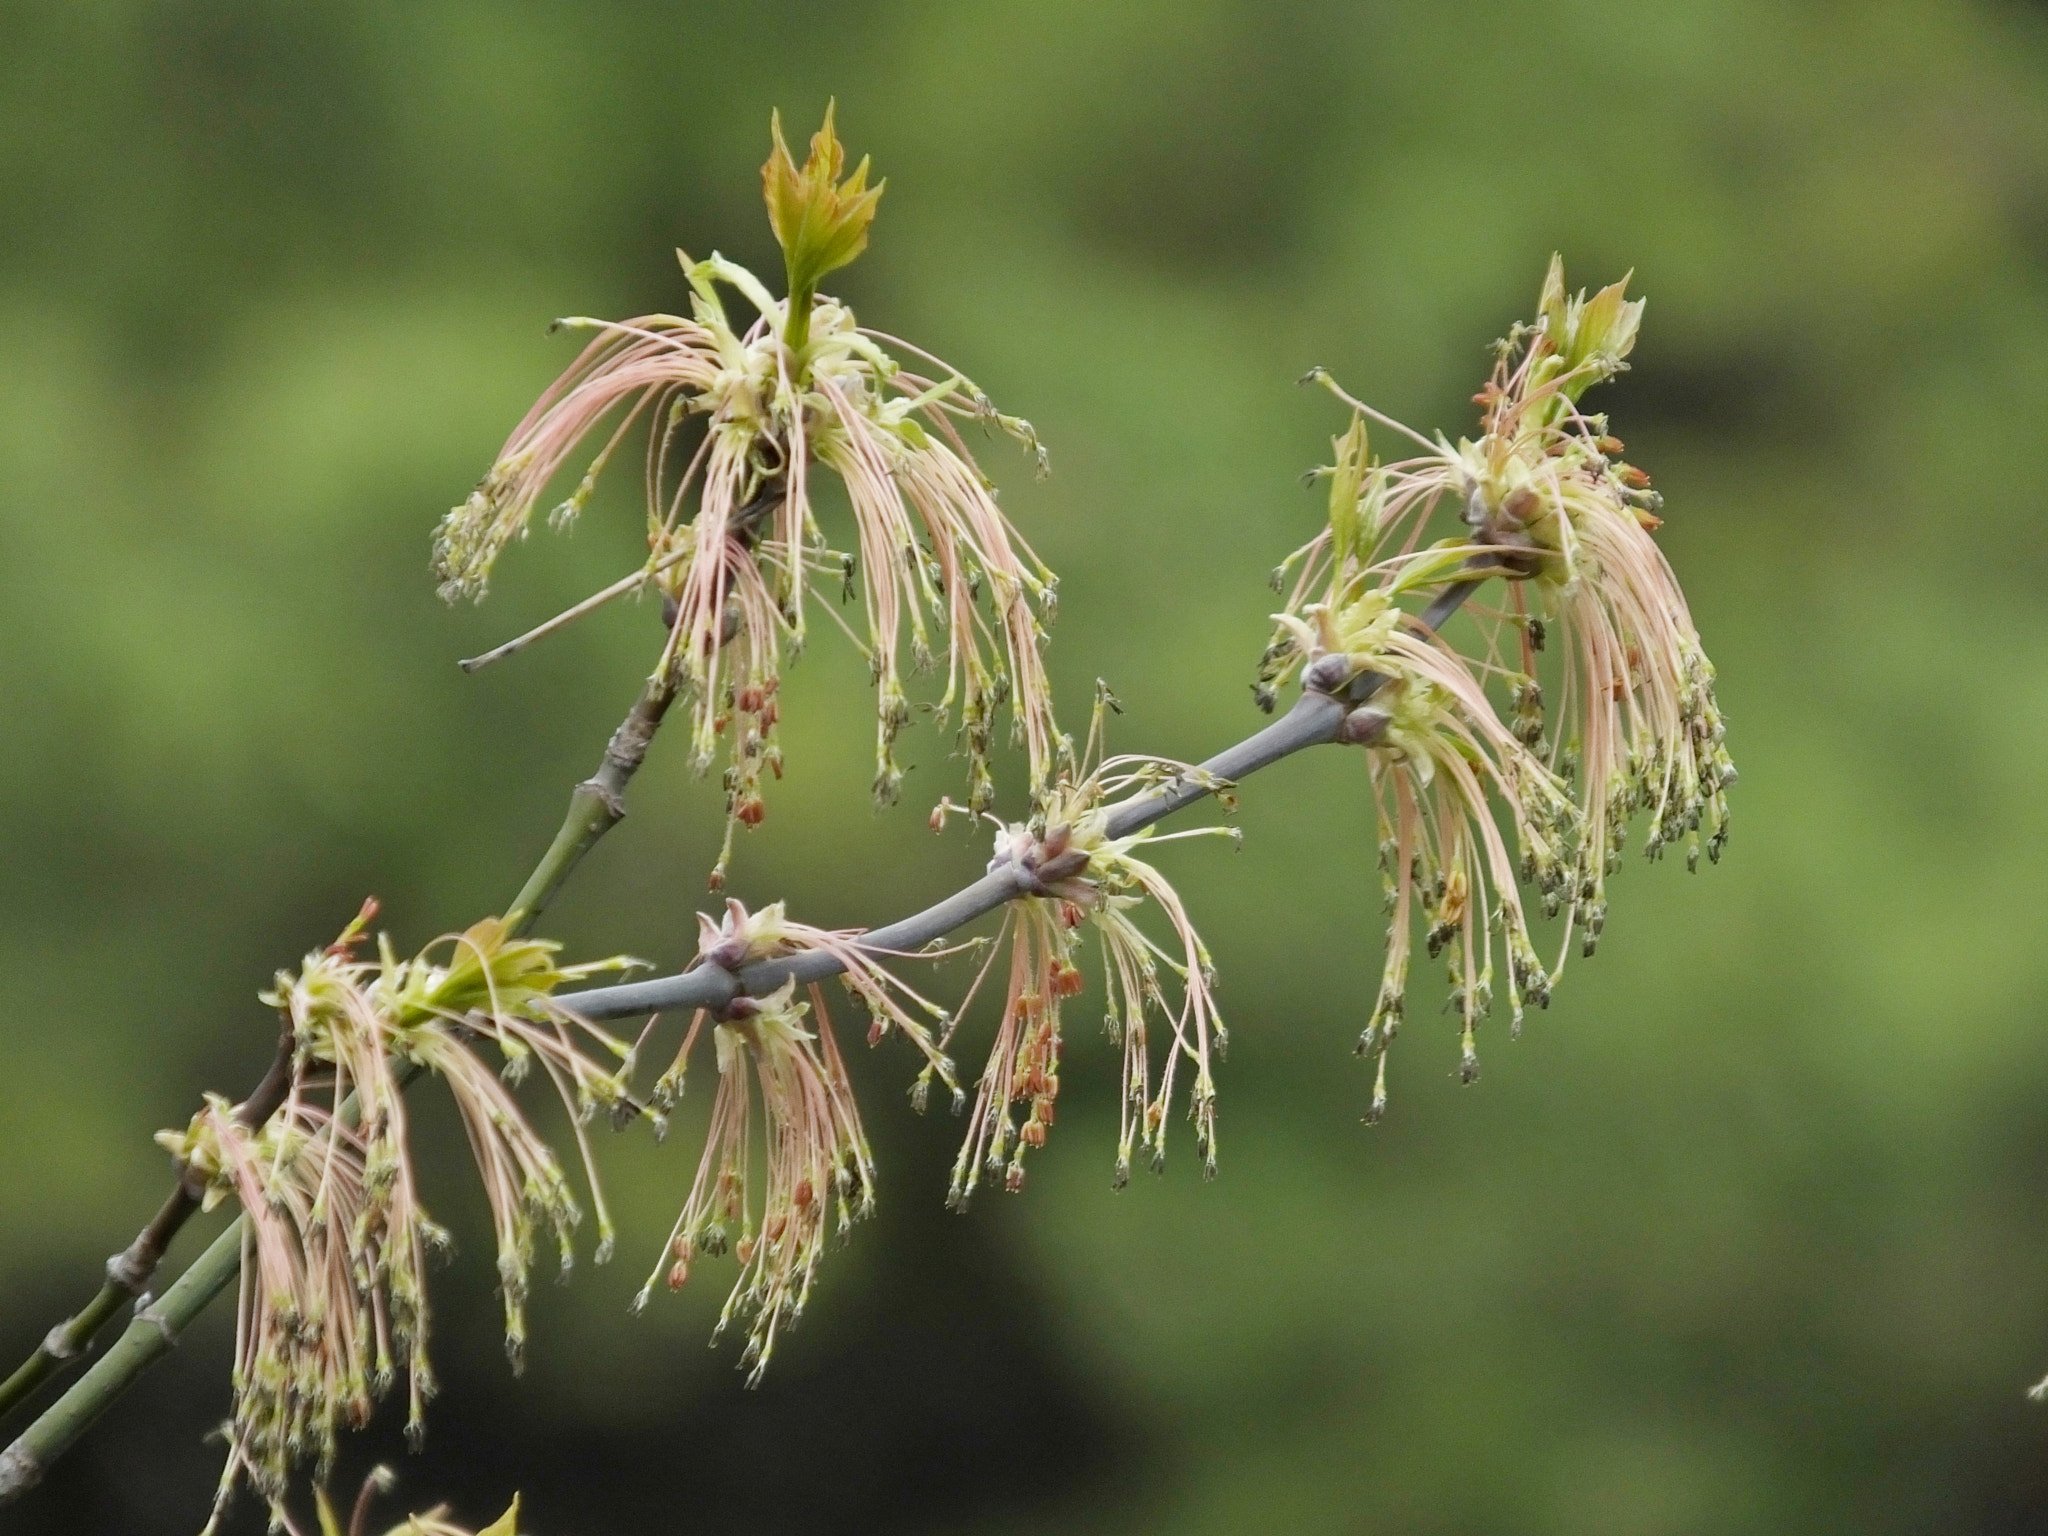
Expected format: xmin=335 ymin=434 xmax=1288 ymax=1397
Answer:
xmin=999 ymin=846 xmax=1087 ymax=899
xmin=104 ymin=1244 xmax=153 ymax=1297
xmin=134 ymin=1299 xmax=178 ymax=1347
xmin=0 ymin=1443 xmax=41 ymax=1498
xmin=602 ymin=699 xmax=666 ymax=780
xmin=39 ymin=1324 xmax=82 ymax=1363
xmin=577 ymin=776 xmax=628 ymax=821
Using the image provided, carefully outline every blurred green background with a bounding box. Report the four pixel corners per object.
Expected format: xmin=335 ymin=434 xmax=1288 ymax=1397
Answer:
xmin=5 ymin=1 xmax=2048 ymax=1531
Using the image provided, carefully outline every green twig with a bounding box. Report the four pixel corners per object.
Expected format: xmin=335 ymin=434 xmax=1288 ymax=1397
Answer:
xmin=507 ymin=670 xmax=680 ymax=929
xmin=0 ymin=667 xmax=680 ymax=1498
xmin=0 ymin=1218 xmax=240 ymax=1497
xmin=0 ymin=1024 xmax=294 ymax=1424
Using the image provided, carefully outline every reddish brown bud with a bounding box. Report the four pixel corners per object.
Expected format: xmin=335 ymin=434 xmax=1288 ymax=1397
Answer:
xmin=328 ymin=897 xmax=380 ymax=957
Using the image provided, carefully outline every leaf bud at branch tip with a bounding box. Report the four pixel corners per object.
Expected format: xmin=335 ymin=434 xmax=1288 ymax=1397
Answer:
xmin=762 ymin=100 xmax=884 ymax=357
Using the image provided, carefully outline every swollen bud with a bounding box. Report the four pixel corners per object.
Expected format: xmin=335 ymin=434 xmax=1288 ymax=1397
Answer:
xmin=1336 ymin=705 xmax=1392 ymax=746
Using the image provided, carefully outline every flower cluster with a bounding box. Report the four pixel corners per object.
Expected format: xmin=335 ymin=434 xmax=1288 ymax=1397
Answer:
xmin=208 ymin=1464 xmax=521 ymax=1536
xmin=158 ymin=901 xmax=640 ymax=1522
xmin=434 ymin=106 xmax=1063 ymax=888
xmin=939 ymin=685 xmax=1235 ymax=1201
xmin=635 ymin=703 xmax=1232 ymax=1379
xmin=170 ymin=1091 xmax=409 ymax=1528
xmin=637 ymin=897 xmax=967 ymax=1380
xmin=1260 ymin=258 xmax=1734 ymax=1116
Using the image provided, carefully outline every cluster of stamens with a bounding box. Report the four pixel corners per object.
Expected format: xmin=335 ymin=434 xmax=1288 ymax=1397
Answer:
xmin=159 ymin=904 xmax=638 ymax=1526
xmin=1262 ymin=256 xmax=1734 ymax=1120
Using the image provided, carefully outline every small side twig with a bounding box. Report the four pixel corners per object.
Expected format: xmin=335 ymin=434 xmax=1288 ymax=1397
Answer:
xmin=0 ymin=662 xmax=682 ymax=1467
xmin=0 ymin=1024 xmax=295 ymax=1424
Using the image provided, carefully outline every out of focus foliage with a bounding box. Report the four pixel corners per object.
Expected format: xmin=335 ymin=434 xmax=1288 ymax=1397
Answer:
xmin=6 ymin=2 xmax=2048 ymax=1531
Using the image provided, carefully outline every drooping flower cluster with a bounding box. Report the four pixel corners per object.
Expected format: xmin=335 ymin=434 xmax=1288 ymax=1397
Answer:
xmin=434 ymin=106 xmax=1063 ymax=888
xmin=636 ymin=706 xmax=1233 ymax=1379
xmin=1259 ymin=257 xmax=1734 ymax=1116
xmin=172 ymin=1092 xmax=404 ymax=1527
xmin=638 ymin=897 xmax=963 ymax=1380
xmin=939 ymin=685 xmax=1235 ymax=1202
xmin=158 ymin=901 xmax=640 ymax=1522
xmin=208 ymin=1464 xmax=521 ymax=1536
xmin=1332 ymin=636 xmax=1574 ymax=1117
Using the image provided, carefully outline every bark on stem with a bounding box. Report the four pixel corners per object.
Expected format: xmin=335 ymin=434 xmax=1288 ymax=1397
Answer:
xmin=507 ymin=670 xmax=681 ymax=929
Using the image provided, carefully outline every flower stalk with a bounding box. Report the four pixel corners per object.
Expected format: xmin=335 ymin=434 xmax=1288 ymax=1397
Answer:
xmin=940 ymin=685 xmax=1236 ymax=1200
xmin=635 ymin=896 xmax=965 ymax=1378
